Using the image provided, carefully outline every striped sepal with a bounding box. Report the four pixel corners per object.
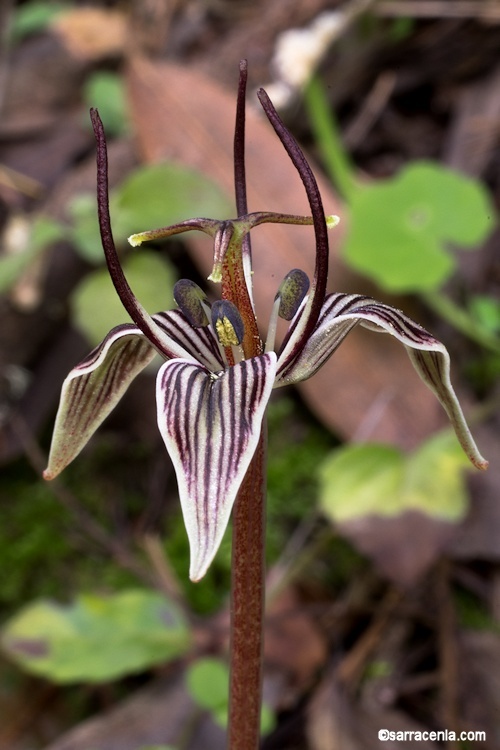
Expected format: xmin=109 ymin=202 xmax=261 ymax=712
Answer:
xmin=156 ymin=352 xmax=277 ymax=581
xmin=407 ymin=348 xmax=488 ymax=470
xmin=276 ymin=293 xmax=487 ymax=470
xmin=44 ymin=324 xmax=156 ymax=480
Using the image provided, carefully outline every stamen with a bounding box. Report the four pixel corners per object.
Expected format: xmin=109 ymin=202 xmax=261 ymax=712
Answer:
xmin=265 ymin=269 xmax=310 ymax=353
xmin=265 ymin=297 xmax=281 ymax=354
xmin=211 ymin=300 xmax=245 ymax=347
xmin=277 ymin=269 xmax=310 ymax=320
xmin=173 ymin=279 xmax=210 ymax=327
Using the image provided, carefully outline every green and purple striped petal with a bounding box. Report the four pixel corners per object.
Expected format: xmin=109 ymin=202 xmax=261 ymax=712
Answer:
xmin=44 ymin=324 xmax=156 ymax=480
xmin=156 ymin=352 xmax=277 ymax=581
xmin=276 ymin=293 xmax=487 ymax=471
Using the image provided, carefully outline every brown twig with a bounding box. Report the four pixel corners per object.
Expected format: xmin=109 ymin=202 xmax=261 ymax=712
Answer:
xmin=336 ymin=586 xmax=403 ymax=690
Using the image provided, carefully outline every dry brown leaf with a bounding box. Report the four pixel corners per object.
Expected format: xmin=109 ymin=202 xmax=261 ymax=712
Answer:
xmin=458 ymin=630 xmax=500 ymax=742
xmin=125 ymin=57 xmax=448 ymax=448
xmin=52 ymin=9 xmax=127 ymax=61
xmin=308 ymin=671 xmax=438 ymax=750
xmin=337 ymin=511 xmax=459 ymax=588
xmin=42 ymin=672 xmax=226 ymax=750
xmin=446 ymin=425 xmax=500 ymax=562
xmin=264 ymin=586 xmax=327 ymax=693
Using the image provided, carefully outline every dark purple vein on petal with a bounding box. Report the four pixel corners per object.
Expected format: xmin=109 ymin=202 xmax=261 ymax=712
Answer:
xmin=156 ymin=354 xmax=277 ymax=580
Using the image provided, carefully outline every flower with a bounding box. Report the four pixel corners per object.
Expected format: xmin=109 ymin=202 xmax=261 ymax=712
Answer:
xmin=44 ymin=62 xmax=487 ymax=582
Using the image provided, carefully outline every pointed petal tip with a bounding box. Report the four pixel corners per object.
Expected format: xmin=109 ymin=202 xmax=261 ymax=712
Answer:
xmin=189 ymin=561 xmax=209 ymax=583
xmin=42 ymin=468 xmax=55 ymax=481
xmin=473 ymin=456 xmax=489 ymax=471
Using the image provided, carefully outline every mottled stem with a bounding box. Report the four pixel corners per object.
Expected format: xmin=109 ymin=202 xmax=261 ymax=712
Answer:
xmin=228 ymin=426 xmax=267 ymax=750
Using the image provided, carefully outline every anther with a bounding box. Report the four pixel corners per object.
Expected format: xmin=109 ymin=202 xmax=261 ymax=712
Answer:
xmin=211 ymin=300 xmax=245 ymax=347
xmin=173 ymin=279 xmax=210 ymax=327
xmin=276 ymin=269 xmax=310 ymax=320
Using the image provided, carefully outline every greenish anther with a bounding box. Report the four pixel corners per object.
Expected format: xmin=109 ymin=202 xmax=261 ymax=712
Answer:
xmin=173 ymin=279 xmax=210 ymax=327
xmin=277 ymin=269 xmax=310 ymax=320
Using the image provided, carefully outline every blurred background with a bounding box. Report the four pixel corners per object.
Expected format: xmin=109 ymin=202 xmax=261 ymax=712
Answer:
xmin=0 ymin=1 xmax=499 ymax=748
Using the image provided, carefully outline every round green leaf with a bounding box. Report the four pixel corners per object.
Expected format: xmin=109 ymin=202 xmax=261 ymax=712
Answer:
xmin=1 ymin=590 xmax=191 ymax=683
xmin=344 ymin=193 xmax=454 ymax=291
xmin=114 ymin=163 xmax=232 ymax=239
xmin=68 ymin=193 xmax=103 ymax=263
xmin=9 ymin=0 xmax=68 ymax=42
xmin=84 ymin=72 xmax=129 ymax=137
xmin=72 ymin=250 xmax=177 ymax=345
xmin=186 ymin=657 xmax=275 ymax=734
xmin=343 ymin=160 xmax=495 ymax=292
xmin=320 ymin=443 xmax=404 ymax=521
xmin=398 ymin=162 xmax=495 ymax=246
xmin=319 ymin=431 xmax=470 ymax=523
xmin=186 ymin=657 xmax=228 ymax=713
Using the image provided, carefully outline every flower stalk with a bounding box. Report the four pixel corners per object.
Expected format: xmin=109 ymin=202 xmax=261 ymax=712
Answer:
xmin=229 ymin=427 xmax=267 ymax=750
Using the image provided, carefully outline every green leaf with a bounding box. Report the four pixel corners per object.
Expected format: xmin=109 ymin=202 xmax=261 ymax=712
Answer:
xmin=84 ymin=72 xmax=129 ymax=137
xmin=0 ymin=215 xmax=65 ymax=292
xmin=114 ymin=163 xmax=232 ymax=237
xmin=72 ymin=250 xmax=177 ymax=344
xmin=319 ymin=430 xmax=471 ymax=523
xmin=469 ymin=294 xmax=500 ymax=335
xmin=343 ymin=161 xmax=495 ymax=292
xmin=186 ymin=657 xmax=228 ymax=714
xmin=9 ymin=0 xmax=68 ymax=43
xmin=68 ymin=193 xmax=103 ymax=263
xmin=1 ymin=589 xmax=191 ymax=683
xmin=186 ymin=657 xmax=275 ymax=734
xmin=69 ymin=163 xmax=231 ymax=263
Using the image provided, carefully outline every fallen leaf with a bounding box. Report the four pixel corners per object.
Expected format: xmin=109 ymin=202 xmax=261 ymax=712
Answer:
xmin=337 ymin=511 xmax=458 ymax=587
xmin=41 ymin=672 xmax=226 ymax=750
xmin=446 ymin=425 xmax=500 ymax=561
xmin=53 ymin=8 xmax=127 ymax=61
xmin=457 ymin=630 xmax=500 ymax=740
xmin=264 ymin=586 xmax=327 ymax=693
xmin=308 ymin=670 xmax=438 ymax=750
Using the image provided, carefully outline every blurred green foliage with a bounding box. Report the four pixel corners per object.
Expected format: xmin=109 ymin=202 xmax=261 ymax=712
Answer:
xmin=72 ymin=250 xmax=177 ymax=345
xmin=266 ymin=396 xmax=336 ymax=556
xmin=67 ymin=163 xmax=232 ymax=267
xmin=2 ymin=589 xmax=190 ymax=682
xmin=305 ymin=76 xmax=495 ymax=294
xmin=319 ymin=430 xmax=472 ymax=523
xmin=186 ymin=657 xmax=275 ymax=734
xmin=83 ymin=72 xmax=129 ymax=137
xmin=8 ymin=0 xmax=68 ymax=43
xmin=343 ymin=162 xmax=493 ymax=292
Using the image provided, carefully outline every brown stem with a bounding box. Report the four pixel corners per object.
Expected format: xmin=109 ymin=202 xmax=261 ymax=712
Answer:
xmin=228 ymin=426 xmax=267 ymax=750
